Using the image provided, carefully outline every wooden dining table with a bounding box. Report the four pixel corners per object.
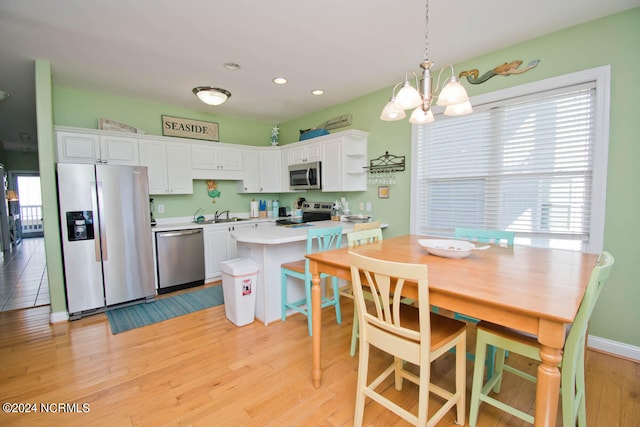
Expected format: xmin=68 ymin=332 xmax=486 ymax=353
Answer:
xmin=306 ymin=234 xmax=598 ymax=427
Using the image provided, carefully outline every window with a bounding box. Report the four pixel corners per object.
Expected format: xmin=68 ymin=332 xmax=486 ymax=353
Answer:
xmin=411 ymin=66 xmax=610 ymax=253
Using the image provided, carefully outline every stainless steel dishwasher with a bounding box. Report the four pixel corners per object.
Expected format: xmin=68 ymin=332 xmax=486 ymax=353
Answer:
xmin=155 ymin=228 xmax=205 ymax=294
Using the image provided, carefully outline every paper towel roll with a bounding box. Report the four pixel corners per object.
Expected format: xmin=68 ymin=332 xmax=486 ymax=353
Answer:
xmin=250 ymin=200 xmax=259 ymax=218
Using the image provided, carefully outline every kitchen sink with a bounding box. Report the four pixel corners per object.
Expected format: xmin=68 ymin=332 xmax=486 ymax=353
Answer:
xmin=215 ymin=217 xmax=248 ymax=223
xmin=193 ymin=217 xmax=248 ymax=224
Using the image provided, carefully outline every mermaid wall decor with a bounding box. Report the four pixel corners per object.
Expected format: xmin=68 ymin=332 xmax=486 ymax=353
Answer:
xmin=458 ymin=59 xmax=540 ymax=85
xmin=207 ymin=180 xmax=221 ymax=203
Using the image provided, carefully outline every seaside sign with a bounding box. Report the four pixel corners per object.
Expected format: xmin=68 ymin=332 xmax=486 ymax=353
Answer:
xmin=161 ymin=115 xmax=219 ymax=141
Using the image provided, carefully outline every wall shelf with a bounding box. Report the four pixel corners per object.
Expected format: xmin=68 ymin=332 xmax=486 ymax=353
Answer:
xmin=364 ymin=151 xmax=405 ymax=174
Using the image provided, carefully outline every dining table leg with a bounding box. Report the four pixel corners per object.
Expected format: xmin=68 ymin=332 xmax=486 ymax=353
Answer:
xmin=309 ymin=259 xmax=322 ymax=388
xmin=534 ymin=320 xmax=565 ymax=426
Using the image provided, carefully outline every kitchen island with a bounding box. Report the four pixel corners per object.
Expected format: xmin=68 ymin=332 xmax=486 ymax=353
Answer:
xmin=232 ymin=220 xmax=360 ymax=325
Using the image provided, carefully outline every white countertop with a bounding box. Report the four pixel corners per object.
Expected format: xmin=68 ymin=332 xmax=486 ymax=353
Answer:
xmin=153 ymin=216 xmax=386 ymax=243
xmin=151 ymin=216 xmax=274 ymax=232
xmin=233 ymin=220 xmax=362 ymax=245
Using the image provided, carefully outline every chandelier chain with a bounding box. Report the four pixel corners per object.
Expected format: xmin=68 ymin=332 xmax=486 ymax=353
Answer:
xmin=424 ymin=0 xmax=429 ymax=61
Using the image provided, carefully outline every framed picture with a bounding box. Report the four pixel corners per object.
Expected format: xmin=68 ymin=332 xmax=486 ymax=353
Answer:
xmin=378 ymin=185 xmax=389 ymax=199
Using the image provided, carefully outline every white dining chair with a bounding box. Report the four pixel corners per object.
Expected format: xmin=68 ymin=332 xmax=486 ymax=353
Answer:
xmin=349 ymin=252 xmax=467 ymax=426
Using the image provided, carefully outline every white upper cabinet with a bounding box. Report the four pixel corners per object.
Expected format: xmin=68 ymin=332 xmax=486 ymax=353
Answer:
xmin=321 ymin=130 xmax=368 ymax=192
xmin=288 ymin=141 xmax=322 ymax=165
xmin=192 ymin=143 xmax=243 ymax=180
xmin=56 ymin=128 xmax=138 ymax=165
xmin=139 ymin=138 xmax=193 ymax=195
xmin=238 ymin=148 xmax=283 ymax=193
xmin=98 ymin=134 xmax=140 ymax=165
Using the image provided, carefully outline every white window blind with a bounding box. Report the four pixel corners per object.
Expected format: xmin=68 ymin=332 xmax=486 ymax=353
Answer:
xmin=414 ymin=82 xmax=598 ymax=250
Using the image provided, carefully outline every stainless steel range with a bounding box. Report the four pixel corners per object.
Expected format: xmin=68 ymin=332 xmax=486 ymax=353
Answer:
xmin=276 ymin=201 xmax=333 ymax=225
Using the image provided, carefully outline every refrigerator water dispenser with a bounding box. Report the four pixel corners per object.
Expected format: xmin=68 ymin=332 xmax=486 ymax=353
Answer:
xmin=65 ymin=211 xmax=94 ymax=241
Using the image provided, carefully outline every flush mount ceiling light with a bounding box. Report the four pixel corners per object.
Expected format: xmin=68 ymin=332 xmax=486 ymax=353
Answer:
xmin=380 ymin=0 xmax=472 ymax=124
xmin=192 ymin=87 xmax=231 ymax=106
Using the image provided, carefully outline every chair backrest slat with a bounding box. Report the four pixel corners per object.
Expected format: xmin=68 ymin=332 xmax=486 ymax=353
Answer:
xmin=454 ymin=227 xmax=515 ymax=246
xmin=306 ymin=225 xmax=343 ymax=254
xmin=349 ymin=252 xmax=426 ymax=344
xmin=348 ymin=228 xmax=383 ymax=248
xmin=353 ymin=221 xmax=381 ymax=231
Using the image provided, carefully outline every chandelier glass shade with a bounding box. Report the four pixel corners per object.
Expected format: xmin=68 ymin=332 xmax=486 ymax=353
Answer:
xmin=193 ymin=87 xmax=231 ymax=106
xmin=380 ymin=0 xmax=472 ymax=124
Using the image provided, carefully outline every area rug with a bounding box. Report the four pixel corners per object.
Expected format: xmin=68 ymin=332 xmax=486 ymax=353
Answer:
xmin=106 ymin=285 xmax=224 ymax=334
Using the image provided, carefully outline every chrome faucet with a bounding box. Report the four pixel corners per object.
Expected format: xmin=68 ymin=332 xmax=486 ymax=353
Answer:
xmin=215 ymin=210 xmax=230 ymax=221
xmin=193 ymin=208 xmax=204 ymax=221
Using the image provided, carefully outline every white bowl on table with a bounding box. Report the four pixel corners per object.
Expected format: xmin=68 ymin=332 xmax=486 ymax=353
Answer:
xmin=418 ymin=239 xmax=476 ymax=259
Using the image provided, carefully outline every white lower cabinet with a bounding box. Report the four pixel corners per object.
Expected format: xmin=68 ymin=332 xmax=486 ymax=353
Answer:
xmin=204 ymin=226 xmax=230 ymax=281
xmin=204 ymin=222 xmax=265 ymax=281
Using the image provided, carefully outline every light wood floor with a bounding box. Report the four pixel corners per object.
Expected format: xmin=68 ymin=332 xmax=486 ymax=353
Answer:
xmin=0 ymin=289 xmax=638 ymax=426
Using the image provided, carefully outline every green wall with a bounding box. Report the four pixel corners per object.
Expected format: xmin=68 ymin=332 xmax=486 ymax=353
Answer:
xmin=42 ymin=9 xmax=639 ymax=347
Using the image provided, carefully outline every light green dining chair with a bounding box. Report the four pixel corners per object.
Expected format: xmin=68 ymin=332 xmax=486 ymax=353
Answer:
xmin=452 ymin=227 xmax=515 ymax=326
xmin=345 ymin=227 xmax=384 ymax=356
xmin=469 ymin=251 xmax=614 ymax=427
xmin=281 ymin=225 xmax=343 ymax=336
xmin=451 ymin=228 xmax=516 ymax=377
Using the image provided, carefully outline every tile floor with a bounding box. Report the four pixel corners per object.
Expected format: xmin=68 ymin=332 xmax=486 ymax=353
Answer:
xmin=0 ymin=237 xmax=49 ymax=312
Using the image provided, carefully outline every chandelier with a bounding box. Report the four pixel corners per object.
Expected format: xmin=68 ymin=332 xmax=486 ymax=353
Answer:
xmin=380 ymin=0 xmax=472 ymax=124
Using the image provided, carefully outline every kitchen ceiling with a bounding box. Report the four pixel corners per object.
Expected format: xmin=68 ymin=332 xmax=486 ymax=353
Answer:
xmin=0 ymin=0 xmax=638 ymax=152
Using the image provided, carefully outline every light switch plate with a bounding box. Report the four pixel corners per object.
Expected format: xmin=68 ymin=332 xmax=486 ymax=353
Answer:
xmin=359 ymin=202 xmax=364 ymax=211
xmin=157 ymin=204 xmax=165 ymax=213
xmin=366 ymin=202 xmax=372 ymax=211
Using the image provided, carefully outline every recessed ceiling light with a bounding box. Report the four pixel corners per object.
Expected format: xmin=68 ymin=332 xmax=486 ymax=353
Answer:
xmin=272 ymin=77 xmax=287 ymax=85
xmin=311 ymin=89 xmax=324 ymax=96
xmin=223 ymin=62 xmax=241 ymax=71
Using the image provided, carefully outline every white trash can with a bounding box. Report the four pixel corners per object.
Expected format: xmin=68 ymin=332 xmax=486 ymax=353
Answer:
xmin=220 ymin=258 xmax=258 ymax=326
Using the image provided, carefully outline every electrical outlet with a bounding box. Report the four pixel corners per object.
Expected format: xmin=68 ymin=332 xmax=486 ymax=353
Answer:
xmin=359 ymin=202 xmax=364 ymax=211
xmin=366 ymin=202 xmax=372 ymax=212
xmin=157 ymin=204 xmax=165 ymax=213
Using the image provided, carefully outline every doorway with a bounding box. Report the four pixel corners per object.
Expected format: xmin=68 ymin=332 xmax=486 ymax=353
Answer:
xmin=11 ymin=172 xmax=43 ymax=238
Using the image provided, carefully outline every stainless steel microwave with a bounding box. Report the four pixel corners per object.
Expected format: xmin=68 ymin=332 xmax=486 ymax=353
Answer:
xmin=288 ymin=161 xmax=322 ymax=190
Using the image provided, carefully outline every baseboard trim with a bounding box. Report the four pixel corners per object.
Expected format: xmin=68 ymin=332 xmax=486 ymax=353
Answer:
xmin=50 ymin=311 xmax=69 ymax=323
xmin=588 ymin=335 xmax=640 ymax=362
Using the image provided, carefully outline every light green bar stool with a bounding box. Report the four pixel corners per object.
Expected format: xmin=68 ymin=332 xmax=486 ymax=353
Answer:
xmin=281 ymin=225 xmax=343 ymax=336
xmin=469 ymin=251 xmax=614 ymax=427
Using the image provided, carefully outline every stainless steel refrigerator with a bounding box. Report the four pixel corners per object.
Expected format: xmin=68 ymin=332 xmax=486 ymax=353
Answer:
xmin=57 ymin=163 xmax=155 ymax=318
